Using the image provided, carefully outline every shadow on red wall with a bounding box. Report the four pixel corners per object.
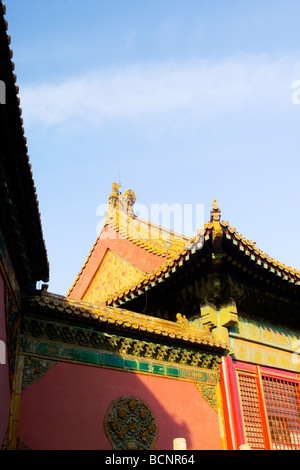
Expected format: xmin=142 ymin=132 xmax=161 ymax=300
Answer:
xmin=18 ymin=361 xmax=221 ymax=450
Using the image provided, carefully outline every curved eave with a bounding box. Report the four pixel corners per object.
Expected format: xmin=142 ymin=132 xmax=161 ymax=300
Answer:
xmin=106 ymin=220 xmax=300 ymax=308
xmin=221 ymin=221 xmax=300 ymax=286
xmin=22 ymin=292 xmax=228 ymax=353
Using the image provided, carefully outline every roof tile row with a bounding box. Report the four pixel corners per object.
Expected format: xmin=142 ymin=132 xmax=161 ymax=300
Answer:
xmin=24 ymin=292 xmax=227 ymax=351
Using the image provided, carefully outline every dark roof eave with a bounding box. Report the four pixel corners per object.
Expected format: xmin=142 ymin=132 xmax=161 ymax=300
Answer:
xmin=0 ymin=2 xmax=49 ymax=283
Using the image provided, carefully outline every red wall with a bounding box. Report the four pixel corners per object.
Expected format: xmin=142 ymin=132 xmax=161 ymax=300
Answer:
xmin=0 ymin=271 xmax=10 ymax=446
xmin=18 ymin=362 xmax=221 ymax=450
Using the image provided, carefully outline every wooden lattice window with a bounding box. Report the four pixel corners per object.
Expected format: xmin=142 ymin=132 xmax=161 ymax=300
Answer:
xmin=237 ymin=372 xmax=265 ymax=450
xmin=236 ymin=365 xmax=300 ymax=450
xmin=262 ymin=375 xmax=300 ymax=450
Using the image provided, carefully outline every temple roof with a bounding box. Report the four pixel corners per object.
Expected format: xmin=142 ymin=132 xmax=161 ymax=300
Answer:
xmin=22 ymin=291 xmax=228 ymax=353
xmin=0 ymin=2 xmax=49 ymax=286
xmin=105 ymin=183 xmax=189 ymax=258
xmin=68 ymin=183 xmax=189 ymax=297
xmin=105 ymin=199 xmax=300 ymax=308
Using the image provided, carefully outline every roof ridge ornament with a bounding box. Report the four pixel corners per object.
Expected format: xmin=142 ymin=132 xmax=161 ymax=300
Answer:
xmin=210 ymin=199 xmax=221 ymax=222
xmin=210 ymin=200 xmax=223 ymax=261
xmin=108 ymin=182 xmax=136 ymax=217
xmin=108 ymin=182 xmax=121 ymax=209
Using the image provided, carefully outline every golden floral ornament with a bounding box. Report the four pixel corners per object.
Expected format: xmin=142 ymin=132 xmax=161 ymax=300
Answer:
xmin=104 ymin=396 xmax=158 ymax=450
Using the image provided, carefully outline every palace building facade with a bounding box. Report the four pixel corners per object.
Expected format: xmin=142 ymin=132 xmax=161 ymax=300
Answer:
xmin=1 ymin=1 xmax=300 ymax=450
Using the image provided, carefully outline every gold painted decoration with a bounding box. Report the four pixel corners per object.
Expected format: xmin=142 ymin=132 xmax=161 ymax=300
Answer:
xmin=230 ymin=314 xmax=300 ymax=372
xmin=104 ymin=396 xmax=158 ymax=450
xmin=22 ymin=356 xmax=56 ymax=390
xmin=200 ymin=300 xmax=238 ymax=344
xmin=195 ymin=384 xmax=218 ymax=412
xmin=83 ymin=249 xmax=146 ymax=304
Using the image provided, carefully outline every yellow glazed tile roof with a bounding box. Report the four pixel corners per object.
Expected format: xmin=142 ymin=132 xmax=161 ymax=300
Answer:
xmin=68 ymin=184 xmax=189 ymax=296
xmin=106 ymin=200 xmax=300 ymax=306
xmin=23 ymin=291 xmax=227 ymax=351
xmin=103 ymin=183 xmax=189 ymax=258
xmin=220 ymin=219 xmax=300 ymax=277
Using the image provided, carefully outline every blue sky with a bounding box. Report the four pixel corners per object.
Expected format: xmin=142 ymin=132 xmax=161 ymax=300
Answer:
xmin=4 ymin=0 xmax=300 ymax=295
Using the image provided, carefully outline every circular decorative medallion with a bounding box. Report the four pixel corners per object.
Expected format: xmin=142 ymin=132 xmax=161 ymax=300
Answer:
xmin=104 ymin=396 xmax=158 ymax=450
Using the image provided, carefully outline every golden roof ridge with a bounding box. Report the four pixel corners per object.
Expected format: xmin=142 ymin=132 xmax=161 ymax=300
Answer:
xmin=105 ymin=183 xmax=189 ymax=257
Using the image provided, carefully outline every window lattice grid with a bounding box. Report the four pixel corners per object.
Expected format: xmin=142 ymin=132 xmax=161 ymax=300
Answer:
xmin=237 ymin=373 xmax=265 ymax=450
xmin=262 ymin=376 xmax=300 ymax=450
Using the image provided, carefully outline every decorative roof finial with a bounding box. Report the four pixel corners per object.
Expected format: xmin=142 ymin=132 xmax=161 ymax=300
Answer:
xmin=210 ymin=199 xmax=221 ymax=222
xmin=123 ymin=189 xmax=136 ymax=207
xmin=108 ymin=182 xmax=120 ymax=208
xmin=108 ymin=183 xmax=136 ymax=216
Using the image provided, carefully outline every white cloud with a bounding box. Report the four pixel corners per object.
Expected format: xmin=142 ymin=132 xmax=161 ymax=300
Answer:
xmin=19 ymin=54 xmax=300 ymax=129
